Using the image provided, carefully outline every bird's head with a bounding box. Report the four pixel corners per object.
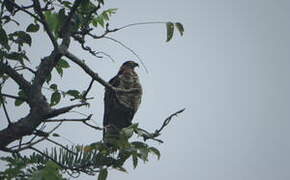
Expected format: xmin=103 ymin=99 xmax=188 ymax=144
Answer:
xmin=118 ymin=61 xmax=139 ymax=74
xmin=121 ymin=61 xmax=139 ymax=69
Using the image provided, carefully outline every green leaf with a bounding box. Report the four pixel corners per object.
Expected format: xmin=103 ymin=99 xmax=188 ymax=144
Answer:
xmin=175 ymin=22 xmax=184 ymax=36
xmin=114 ymin=166 xmax=127 ymax=173
xmin=138 ymin=147 xmax=149 ymax=162
xmin=92 ymin=9 xmax=117 ymax=27
xmin=50 ymin=84 xmax=58 ymax=90
xmin=14 ymin=90 xmax=27 ymax=106
xmin=26 ymin=23 xmax=40 ymax=33
xmin=80 ymin=0 xmax=90 ymax=10
xmin=4 ymin=51 xmax=28 ymax=64
xmin=132 ymin=141 xmax=148 ymax=149
xmin=29 ymin=161 xmax=63 ymax=180
xmin=98 ymin=168 xmax=108 ymax=180
xmin=44 ymin=11 xmax=59 ymax=33
xmin=66 ymin=90 xmax=80 ymax=98
xmin=149 ymin=147 xmax=161 ymax=160
xmin=132 ymin=154 xmax=138 ymax=169
xmin=121 ymin=127 xmax=134 ymax=138
xmin=55 ymin=66 xmax=63 ymax=77
xmin=166 ymin=22 xmax=174 ymax=42
xmin=10 ymin=31 xmax=32 ymax=46
xmin=57 ymin=59 xmax=70 ymax=68
xmin=15 ymin=99 xmax=24 ymax=106
xmin=50 ymin=91 xmax=61 ymax=106
xmin=52 ymin=133 xmax=60 ymax=137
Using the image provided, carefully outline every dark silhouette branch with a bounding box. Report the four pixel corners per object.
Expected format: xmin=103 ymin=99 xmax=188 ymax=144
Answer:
xmin=0 ymin=93 xmax=27 ymax=101
xmin=5 ymin=122 xmax=62 ymax=152
xmin=0 ymin=62 xmax=31 ymax=92
xmin=44 ymin=114 xmax=92 ymax=123
xmin=83 ymin=79 xmax=94 ymax=100
xmin=104 ymin=36 xmax=149 ymax=73
xmin=45 ymin=103 xmax=89 ymax=119
xmin=2 ymin=101 xmax=11 ymax=124
xmin=9 ymin=1 xmax=42 ymax=22
xmin=64 ymin=50 xmax=140 ymax=94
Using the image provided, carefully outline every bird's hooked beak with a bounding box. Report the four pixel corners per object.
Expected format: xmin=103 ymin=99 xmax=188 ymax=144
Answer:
xmin=134 ymin=62 xmax=139 ymax=68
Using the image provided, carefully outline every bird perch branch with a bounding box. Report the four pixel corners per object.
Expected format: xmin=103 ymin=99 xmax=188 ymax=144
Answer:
xmin=64 ymin=50 xmax=140 ymax=94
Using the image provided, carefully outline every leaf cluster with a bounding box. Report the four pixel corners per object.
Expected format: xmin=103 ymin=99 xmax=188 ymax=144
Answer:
xmin=0 ymin=124 xmax=161 ymax=180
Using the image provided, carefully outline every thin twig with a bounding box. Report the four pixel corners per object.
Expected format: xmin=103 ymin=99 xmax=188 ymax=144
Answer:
xmin=140 ymin=108 xmax=185 ymax=142
xmin=82 ymin=79 xmax=94 ymax=100
xmin=45 ymin=103 xmax=89 ymax=119
xmin=83 ymin=121 xmax=103 ymax=131
xmin=44 ymin=114 xmax=92 ymax=123
xmin=104 ymin=36 xmax=149 ymax=73
xmin=8 ymin=122 xmax=63 ymax=152
xmin=9 ymin=1 xmax=42 ymax=22
xmin=46 ymin=138 xmax=77 ymax=155
xmin=0 ymin=93 xmax=27 ymax=101
xmin=2 ymin=101 xmax=11 ymax=124
xmin=118 ymin=21 xmax=167 ymax=30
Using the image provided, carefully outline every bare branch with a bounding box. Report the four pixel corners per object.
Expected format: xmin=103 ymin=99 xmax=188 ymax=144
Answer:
xmin=7 ymin=122 xmax=62 ymax=152
xmin=156 ymin=108 xmax=185 ymax=134
xmin=82 ymin=79 xmax=94 ymax=100
xmin=104 ymin=36 xmax=149 ymax=73
xmin=2 ymin=101 xmax=11 ymax=124
xmin=118 ymin=21 xmax=167 ymax=30
xmin=44 ymin=114 xmax=92 ymax=123
xmin=0 ymin=93 xmax=27 ymax=101
xmin=0 ymin=62 xmax=31 ymax=91
xmin=140 ymin=108 xmax=185 ymax=142
xmin=9 ymin=1 xmax=42 ymax=22
xmin=83 ymin=121 xmax=103 ymax=131
xmin=15 ymin=66 xmax=36 ymax=74
xmin=64 ymin=50 xmax=140 ymax=94
xmin=45 ymin=103 xmax=89 ymax=119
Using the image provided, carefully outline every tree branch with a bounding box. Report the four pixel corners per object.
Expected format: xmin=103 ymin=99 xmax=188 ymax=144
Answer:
xmin=43 ymin=114 xmax=92 ymax=123
xmin=44 ymin=103 xmax=89 ymax=119
xmin=2 ymin=101 xmax=11 ymax=124
xmin=9 ymin=1 xmax=42 ymax=22
xmin=0 ymin=62 xmax=31 ymax=92
xmin=64 ymin=50 xmax=140 ymax=94
xmin=32 ymin=0 xmax=58 ymax=49
xmin=82 ymin=79 xmax=94 ymax=100
xmin=0 ymin=93 xmax=27 ymax=101
xmin=140 ymin=108 xmax=185 ymax=142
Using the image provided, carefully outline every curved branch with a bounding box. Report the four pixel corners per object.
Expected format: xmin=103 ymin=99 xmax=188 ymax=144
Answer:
xmin=104 ymin=36 xmax=149 ymax=73
xmin=45 ymin=103 xmax=89 ymax=119
xmin=0 ymin=62 xmax=31 ymax=91
xmin=64 ymin=50 xmax=140 ymax=94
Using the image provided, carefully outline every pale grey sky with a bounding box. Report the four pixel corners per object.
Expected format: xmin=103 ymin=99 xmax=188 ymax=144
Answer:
xmin=1 ymin=0 xmax=290 ymax=180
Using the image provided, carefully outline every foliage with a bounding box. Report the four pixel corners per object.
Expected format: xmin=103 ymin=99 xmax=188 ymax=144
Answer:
xmin=0 ymin=124 xmax=161 ymax=179
xmin=0 ymin=0 xmax=184 ymax=179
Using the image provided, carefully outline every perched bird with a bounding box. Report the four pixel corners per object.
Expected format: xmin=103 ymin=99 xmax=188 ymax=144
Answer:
xmin=103 ymin=61 xmax=142 ymax=137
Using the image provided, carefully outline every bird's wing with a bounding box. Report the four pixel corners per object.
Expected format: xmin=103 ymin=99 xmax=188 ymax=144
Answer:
xmin=103 ymin=75 xmax=120 ymax=127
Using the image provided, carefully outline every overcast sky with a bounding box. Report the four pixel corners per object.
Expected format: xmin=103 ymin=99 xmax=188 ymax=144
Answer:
xmin=1 ymin=0 xmax=290 ymax=180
